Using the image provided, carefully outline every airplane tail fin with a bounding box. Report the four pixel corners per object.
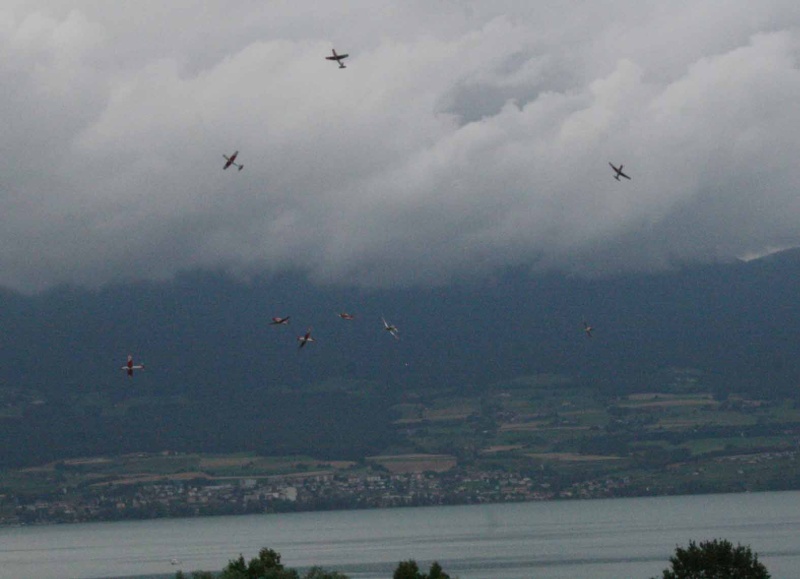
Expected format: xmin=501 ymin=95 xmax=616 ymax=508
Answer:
xmin=238 ymin=164 xmax=244 ymax=171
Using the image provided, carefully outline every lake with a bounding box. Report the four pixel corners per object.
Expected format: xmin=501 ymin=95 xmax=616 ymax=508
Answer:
xmin=1 ymin=491 xmax=799 ymax=579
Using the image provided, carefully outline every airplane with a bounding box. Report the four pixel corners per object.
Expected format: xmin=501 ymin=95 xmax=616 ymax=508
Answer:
xmin=609 ymin=162 xmax=631 ymax=181
xmin=382 ymin=317 xmax=399 ymax=340
xmin=270 ymin=316 xmax=291 ymax=325
xmin=297 ymin=328 xmax=315 ymax=348
xmin=338 ymin=312 xmax=355 ymax=320
xmin=325 ymin=48 xmax=349 ymax=69
xmin=583 ymin=321 xmax=593 ymax=338
xmin=121 ymin=354 xmax=145 ymax=377
xmin=223 ymin=150 xmax=244 ymax=171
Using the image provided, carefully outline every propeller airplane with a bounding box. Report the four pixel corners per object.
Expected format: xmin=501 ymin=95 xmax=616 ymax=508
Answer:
xmin=609 ymin=162 xmax=631 ymax=181
xmin=382 ymin=317 xmax=399 ymax=340
xmin=122 ymin=355 xmax=145 ymax=377
xmin=223 ymin=150 xmax=244 ymax=171
xmin=298 ymin=328 xmax=315 ymax=348
xmin=325 ymin=48 xmax=349 ymax=69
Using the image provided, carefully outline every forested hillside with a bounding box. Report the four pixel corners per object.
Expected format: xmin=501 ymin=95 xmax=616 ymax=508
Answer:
xmin=2 ymin=251 xmax=800 ymax=467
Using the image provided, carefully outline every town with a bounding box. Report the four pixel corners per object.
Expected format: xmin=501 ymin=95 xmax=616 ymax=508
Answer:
xmin=6 ymin=447 xmax=799 ymax=526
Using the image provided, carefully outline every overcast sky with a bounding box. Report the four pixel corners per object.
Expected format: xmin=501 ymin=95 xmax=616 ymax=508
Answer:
xmin=1 ymin=1 xmax=799 ymax=292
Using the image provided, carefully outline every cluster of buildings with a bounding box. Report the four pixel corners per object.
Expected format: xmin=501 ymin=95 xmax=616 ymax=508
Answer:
xmin=15 ymin=449 xmax=795 ymax=526
xmin=1 ymin=469 xmax=637 ymax=526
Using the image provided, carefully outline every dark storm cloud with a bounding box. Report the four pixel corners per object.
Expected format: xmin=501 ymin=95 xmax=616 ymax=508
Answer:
xmin=0 ymin=1 xmax=799 ymax=291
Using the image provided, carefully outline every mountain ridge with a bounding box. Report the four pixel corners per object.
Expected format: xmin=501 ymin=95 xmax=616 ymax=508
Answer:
xmin=1 ymin=252 xmax=799 ymax=467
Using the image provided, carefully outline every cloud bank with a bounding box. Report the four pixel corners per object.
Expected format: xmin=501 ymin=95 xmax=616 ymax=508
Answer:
xmin=1 ymin=1 xmax=799 ymax=291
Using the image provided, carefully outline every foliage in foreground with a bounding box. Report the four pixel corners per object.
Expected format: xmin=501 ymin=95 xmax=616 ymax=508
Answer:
xmin=393 ymin=559 xmax=451 ymax=579
xmin=654 ymin=539 xmax=770 ymax=579
xmin=176 ymin=547 xmax=454 ymax=579
xmin=175 ymin=547 xmax=349 ymax=579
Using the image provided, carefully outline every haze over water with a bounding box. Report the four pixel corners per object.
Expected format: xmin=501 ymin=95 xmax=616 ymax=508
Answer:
xmin=2 ymin=491 xmax=800 ymax=579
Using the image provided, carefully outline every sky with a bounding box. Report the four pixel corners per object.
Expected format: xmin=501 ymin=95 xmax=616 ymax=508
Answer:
xmin=1 ymin=0 xmax=799 ymax=292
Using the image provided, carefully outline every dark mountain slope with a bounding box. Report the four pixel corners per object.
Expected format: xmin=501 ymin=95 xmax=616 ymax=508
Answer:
xmin=1 ymin=252 xmax=799 ymax=466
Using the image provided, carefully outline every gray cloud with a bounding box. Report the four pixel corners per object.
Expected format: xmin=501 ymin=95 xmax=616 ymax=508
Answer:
xmin=1 ymin=1 xmax=799 ymax=292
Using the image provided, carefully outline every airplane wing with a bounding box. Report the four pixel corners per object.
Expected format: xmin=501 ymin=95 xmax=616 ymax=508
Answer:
xmin=620 ymin=171 xmax=631 ymax=180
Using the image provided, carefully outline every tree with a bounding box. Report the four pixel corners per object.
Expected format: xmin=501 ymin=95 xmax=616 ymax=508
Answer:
xmin=655 ymin=539 xmax=770 ymax=579
xmin=427 ymin=562 xmax=450 ymax=579
xmin=394 ymin=560 xmax=423 ymax=579
xmin=219 ymin=547 xmax=299 ymax=579
xmin=178 ymin=547 xmax=349 ymax=579
xmin=245 ymin=547 xmax=297 ymax=579
xmin=393 ymin=560 xmax=452 ymax=579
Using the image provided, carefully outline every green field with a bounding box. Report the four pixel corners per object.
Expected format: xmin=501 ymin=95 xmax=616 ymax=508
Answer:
xmin=3 ymin=368 xmax=800 ymax=519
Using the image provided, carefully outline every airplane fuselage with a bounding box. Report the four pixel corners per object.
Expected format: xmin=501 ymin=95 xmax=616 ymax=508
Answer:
xmin=223 ymin=151 xmax=243 ymax=171
xmin=122 ymin=356 xmax=145 ymax=376
xmin=326 ymin=49 xmax=348 ymax=68
xmin=609 ymin=162 xmax=630 ymax=180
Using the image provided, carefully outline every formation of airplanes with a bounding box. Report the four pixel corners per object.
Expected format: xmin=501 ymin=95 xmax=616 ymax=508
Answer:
xmin=124 ymin=46 xmax=621 ymax=376
xmin=122 ymin=313 xmax=595 ymax=374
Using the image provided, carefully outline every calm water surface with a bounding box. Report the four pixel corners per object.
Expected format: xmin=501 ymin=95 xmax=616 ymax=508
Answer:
xmin=1 ymin=491 xmax=800 ymax=579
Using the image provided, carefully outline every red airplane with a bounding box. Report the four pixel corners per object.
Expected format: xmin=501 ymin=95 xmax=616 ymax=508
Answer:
xmin=270 ymin=316 xmax=291 ymax=325
xmin=121 ymin=355 xmax=145 ymax=377
xmin=325 ymin=48 xmax=349 ymax=69
xmin=609 ymin=162 xmax=631 ymax=181
xmin=297 ymin=328 xmax=315 ymax=348
xmin=338 ymin=312 xmax=355 ymax=320
xmin=223 ymin=150 xmax=244 ymax=171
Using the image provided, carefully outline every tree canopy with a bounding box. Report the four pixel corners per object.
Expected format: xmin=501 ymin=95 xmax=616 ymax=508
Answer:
xmin=393 ymin=560 xmax=451 ymax=579
xmin=176 ymin=547 xmax=349 ymax=579
xmin=655 ymin=539 xmax=770 ymax=579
